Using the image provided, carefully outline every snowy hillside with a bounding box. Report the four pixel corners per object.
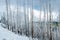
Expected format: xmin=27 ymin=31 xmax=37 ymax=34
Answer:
xmin=0 ymin=23 xmax=29 ymax=40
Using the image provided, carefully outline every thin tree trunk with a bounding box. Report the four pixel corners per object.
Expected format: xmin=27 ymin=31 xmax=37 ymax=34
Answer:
xmin=49 ymin=0 xmax=52 ymax=40
xmin=29 ymin=0 xmax=34 ymax=39
xmin=5 ymin=0 xmax=9 ymax=29
xmin=16 ymin=0 xmax=18 ymax=34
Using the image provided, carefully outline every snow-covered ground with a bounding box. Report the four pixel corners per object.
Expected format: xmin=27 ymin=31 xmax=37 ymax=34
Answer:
xmin=0 ymin=23 xmax=29 ymax=40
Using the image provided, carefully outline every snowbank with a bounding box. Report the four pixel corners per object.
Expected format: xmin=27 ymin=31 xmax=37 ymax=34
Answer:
xmin=0 ymin=23 xmax=29 ymax=40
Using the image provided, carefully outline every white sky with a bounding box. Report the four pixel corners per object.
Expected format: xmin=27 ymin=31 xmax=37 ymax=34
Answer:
xmin=0 ymin=0 xmax=59 ymax=22
xmin=0 ymin=5 xmax=58 ymax=21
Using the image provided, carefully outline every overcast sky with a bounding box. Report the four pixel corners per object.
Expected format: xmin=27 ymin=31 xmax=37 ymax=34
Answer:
xmin=0 ymin=0 xmax=60 ymax=11
xmin=0 ymin=0 xmax=60 ymax=21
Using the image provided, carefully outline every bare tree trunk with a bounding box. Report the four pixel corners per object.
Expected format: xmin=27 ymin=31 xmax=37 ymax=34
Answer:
xmin=5 ymin=0 xmax=9 ymax=29
xmin=49 ymin=0 xmax=52 ymax=40
xmin=46 ymin=0 xmax=50 ymax=39
xmin=41 ymin=3 xmax=46 ymax=40
xmin=18 ymin=0 xmax=21 ymax=35
xmin=27 ymin=1 xmax=29 ymax=36
xmin=24 ymin=0 xmax=27 ymax=35
xmin=37 ymin=0 xmax=41 ymax=40
xmin=28 ymin=0 xmax=34 ymax=39
xmin=58 ymin=9 xmax=60 ymax=40
xmin=16 ymin=0 xmax=18 ymax=34
xmin=8 ymin=0 xmax=12 ymax=31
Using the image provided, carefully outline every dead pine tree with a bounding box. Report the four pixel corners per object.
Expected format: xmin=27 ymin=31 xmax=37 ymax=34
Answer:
xmin=58 ymin=9 xmax=60 ymax=40
xmin=16 ymin=0 xmax=21 ymax=35
xmin=41 ymin=3 xmax=46 ymax=40
xmin=39 ymin=0 xmax=44 ymax=40
xmin=5 ymin=0 xmax=9 ymax=29
xmin=27 ymin=0 xmax=29 ymax=37
xmin=20 ymin=0 xmax=22 ymax=35
xmin=30 ymin=0 xmax=34 ymax=39
xmin=46 ymin=0 xmax=50 ymax=39
xmin=25 ymin=0 xmax=30 ymax=36
xmin=49 ymin=0 xmax=52 ymax=40
xmin=8 ymin=0 xmax=12 ymax=31
xmin=16 ymin=0 xmax=19 ymax=34
xmin=27 ymin=0 xmax=34 ymax=38
xmin=37 ymin=0 xmax=41 ymax=40
xmin=24 ymin=0 xmax=27 ymax=35
xmin=58 ymin=10 xmax=60 ymax=31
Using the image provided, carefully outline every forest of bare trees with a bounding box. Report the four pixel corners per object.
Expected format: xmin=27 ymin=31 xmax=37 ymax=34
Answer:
xmin=0 ymin=0 xmax=60 ymax=40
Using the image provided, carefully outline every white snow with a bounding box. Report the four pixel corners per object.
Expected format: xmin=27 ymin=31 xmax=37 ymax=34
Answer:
xmin=0 ymin=23 xmax=29 ymax=40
